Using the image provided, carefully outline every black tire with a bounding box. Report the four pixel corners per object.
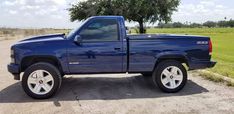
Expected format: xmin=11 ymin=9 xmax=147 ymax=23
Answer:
xmin=22 ymin=62 xmax=62 ymax=99
xmin=152 ymin=60 xmax=187 ymax=93
xmin=141 ymin=72 xmax=153 ymax=77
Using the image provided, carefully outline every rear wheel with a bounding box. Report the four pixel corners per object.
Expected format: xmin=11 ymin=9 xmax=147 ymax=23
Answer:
xmin=152 ymin=60 xmax=187 ymax=93
xmin=22 ymin=62 xmax=62 ymax=99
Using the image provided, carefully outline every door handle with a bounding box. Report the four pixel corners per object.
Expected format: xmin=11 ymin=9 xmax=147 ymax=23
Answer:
xmin=114 ymin=47 xmax=121 ymax=51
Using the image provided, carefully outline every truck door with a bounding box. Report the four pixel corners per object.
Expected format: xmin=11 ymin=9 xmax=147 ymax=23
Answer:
xmin=67 ymin=18 xmax=124 ymax=73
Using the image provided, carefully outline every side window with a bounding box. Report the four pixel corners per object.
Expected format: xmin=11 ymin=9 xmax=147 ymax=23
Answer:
xmin=79 ymin=19 xmax=119 ymax=41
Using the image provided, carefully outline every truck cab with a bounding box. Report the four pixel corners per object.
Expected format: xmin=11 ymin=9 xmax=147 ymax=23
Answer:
xmin=66 ymin=16 xmax=127 ymax=73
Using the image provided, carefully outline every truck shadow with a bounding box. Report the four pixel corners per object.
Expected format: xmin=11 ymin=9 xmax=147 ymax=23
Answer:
xmin=0 ymin=75 xmax=208 ymax=104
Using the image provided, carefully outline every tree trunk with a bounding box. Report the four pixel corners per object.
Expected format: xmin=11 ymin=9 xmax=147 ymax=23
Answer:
xmin=138 ymin=20 xmax=145 ymax=34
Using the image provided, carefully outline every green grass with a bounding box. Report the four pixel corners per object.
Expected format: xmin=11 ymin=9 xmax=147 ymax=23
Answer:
xmin=195 ymin=70 xmax=234 ymax=87
xmin=133 ymin=28 xmax=234 ymax=78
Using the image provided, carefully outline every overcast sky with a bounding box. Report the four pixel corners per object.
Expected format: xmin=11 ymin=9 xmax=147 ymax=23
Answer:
xmin=0 ymin=0 xmax=234 ymax=28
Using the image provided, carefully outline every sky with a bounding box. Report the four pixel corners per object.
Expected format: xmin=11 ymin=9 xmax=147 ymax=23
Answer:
xmin=0 ymin=0 xmax=234 ymax=28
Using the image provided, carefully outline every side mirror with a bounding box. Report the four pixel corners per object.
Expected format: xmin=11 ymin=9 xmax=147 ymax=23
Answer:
xmin=74 ymin=35 xmax=82 ymax=45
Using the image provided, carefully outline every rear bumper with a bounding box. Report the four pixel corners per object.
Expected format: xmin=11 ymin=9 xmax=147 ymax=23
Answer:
xmin=207 ymin=61 xmax=216 ymax=68
xmin=189 ymin=60 xmax=217 ymax=70
xmin=7 ymin=63 xmax=20 ymax=80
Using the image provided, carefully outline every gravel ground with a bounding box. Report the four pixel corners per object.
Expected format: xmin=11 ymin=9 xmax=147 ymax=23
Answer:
xmin=0 ymin=40 xmax=234 ymax=114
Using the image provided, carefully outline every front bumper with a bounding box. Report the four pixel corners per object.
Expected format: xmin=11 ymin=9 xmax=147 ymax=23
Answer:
xmin=189 ymin=60 xmax=217 ymax=70
xmin=7 ymin=63 xmax=20 ymax=80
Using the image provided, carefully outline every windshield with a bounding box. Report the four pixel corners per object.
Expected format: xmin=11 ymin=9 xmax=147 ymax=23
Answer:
xmin=66 ymin=19 xmax=89 ymax=39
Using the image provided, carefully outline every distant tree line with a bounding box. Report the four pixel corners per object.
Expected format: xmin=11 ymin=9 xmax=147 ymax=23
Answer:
xmin=156 ymin=19 xmax=234 ymax=28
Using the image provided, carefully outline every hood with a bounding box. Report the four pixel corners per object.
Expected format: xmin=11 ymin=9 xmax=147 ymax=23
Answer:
xmin=15 ymin=33 xmax=67 ymax=46
xmin=20 ymin=33 xmax=66 ymax=42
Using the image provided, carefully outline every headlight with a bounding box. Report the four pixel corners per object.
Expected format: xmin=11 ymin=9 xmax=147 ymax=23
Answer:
xmin=10 ymin=49 xmax=15 ymax=64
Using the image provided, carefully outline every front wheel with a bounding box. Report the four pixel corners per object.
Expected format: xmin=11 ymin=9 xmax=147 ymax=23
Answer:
xmin=22 ymin=62 xmax=62 ymax=99
xmin=152 ymin=60 xmax=187 ymax=93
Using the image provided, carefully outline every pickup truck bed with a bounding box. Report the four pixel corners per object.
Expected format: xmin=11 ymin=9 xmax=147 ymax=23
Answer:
xmin=128 ymin=34 xmax=214 ymax=71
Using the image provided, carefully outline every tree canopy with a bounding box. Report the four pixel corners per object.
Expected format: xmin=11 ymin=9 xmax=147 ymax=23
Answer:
xmin=69 ymin=0 xmax=180 ymax=33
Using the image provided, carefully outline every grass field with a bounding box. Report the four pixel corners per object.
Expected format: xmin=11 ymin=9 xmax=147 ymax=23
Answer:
xmin=143 ymin=28 xmax=234 ymax=78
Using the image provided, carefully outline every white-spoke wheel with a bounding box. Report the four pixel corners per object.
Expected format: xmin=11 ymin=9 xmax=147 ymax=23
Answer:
xmin=27 ymin=70 xmax=54 ymax=95
xmin=161 ymin=66 xmax=183 ymax=89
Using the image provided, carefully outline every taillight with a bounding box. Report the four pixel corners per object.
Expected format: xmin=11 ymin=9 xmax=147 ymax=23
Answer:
xmin=209 ymin=39 xmax=212 ymax=55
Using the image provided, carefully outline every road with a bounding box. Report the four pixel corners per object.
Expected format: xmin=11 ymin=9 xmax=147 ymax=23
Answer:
xmin=0 ymin=40 xmax=234 ymax=114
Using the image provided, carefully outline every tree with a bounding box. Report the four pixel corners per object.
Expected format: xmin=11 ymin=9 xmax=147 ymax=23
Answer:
xmin=217 ymin=21 xmax=228 ymax=27
xmin=228 ymin=19 xmax=234 ymax=27
xmin=190 ymin=23 xmax=202 ymax=28
xmin=69 ymin=0 xmax=180 ymax=33
xmin=157 ymin=22 xmax=173 ymax=28
xmin=172 ymin=22 xmax=184 ymax=28
xmin=203 ymin=21 xmax=216 ymax=28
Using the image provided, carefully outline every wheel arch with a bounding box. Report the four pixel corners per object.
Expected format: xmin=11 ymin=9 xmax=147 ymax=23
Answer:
xmin=20 ymin=55 xmax=63 ymax=74
xmin=153 ymin=53 xmax=189 ymax=71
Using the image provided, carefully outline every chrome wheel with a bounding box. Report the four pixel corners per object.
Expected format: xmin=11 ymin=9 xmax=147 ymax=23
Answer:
xmin=161 ymin=66 xmax=183 ymax=89
xmin=27 ymin=70 xmax=54 ymax=95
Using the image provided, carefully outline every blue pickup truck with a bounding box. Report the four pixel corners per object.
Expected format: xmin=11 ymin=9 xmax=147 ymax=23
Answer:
xmin=8 ymin=16 xmax=216 ymax=99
